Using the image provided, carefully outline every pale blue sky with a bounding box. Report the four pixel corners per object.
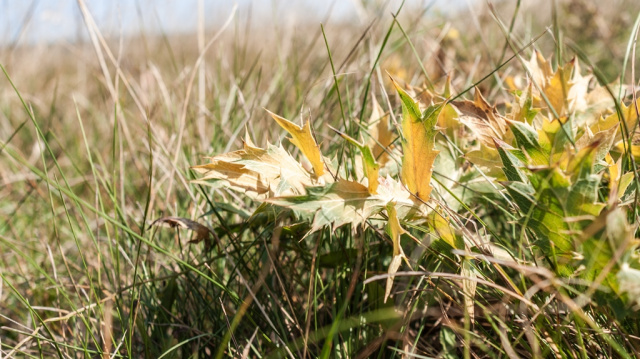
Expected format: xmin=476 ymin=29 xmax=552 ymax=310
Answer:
xmin=0 ymin=0 xmax=469 ymax=45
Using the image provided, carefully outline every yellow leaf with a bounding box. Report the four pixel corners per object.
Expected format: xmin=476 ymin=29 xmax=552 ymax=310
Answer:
xmin=615 ymin=141 xmax=640 ymax=161
xmin=545 ymin=65 xmax=570 ymax=115
xmin=510 ymin=82 xmax=540 ymax=124
xmin=267 ymin=110 xmax=326 ymax=176
xmin=606 ymin=154 xmax=633 ymax=201
xmin=384 ymin=202 xmax=408 ymax=303
xmin=383 ymin=54 xmax=408 ymax=87
xmin=590 ymin=99 xmax=640 ymax=142
xmin=428 ymin=210 xmax=457 ymax=248
xmin=367 ymin=96 xmax=394 ymax=166
xmin=525 ymin=51 xmax=591 ymax=116
xmin=606 ymin=153 xmax=619 ymax=190
xmin=464 ymin=144 xmax=504 ymax=178
xmin=392 ymin=78 xmax=440 ymax=202
xmin=574 ymin=124 xmax=617 ymax=162
xmin=437 ymin=103 xmax=461 ymax=140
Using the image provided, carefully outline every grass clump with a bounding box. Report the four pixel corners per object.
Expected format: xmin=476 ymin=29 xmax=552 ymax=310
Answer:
xmin=3 ymin=0 xmax=640 ymax=358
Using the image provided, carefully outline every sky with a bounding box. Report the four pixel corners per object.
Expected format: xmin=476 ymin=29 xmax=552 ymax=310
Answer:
xmin=0 ymin=0 xmax=470 ymax=45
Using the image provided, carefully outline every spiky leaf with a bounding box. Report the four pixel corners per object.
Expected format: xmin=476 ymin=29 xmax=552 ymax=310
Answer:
xmin=267 ymin=110 xmax=326 ymax=176
xmin=392 ymin=78 xmax=440 ymax=201
xmin=192 ymin=140 xmax=314 ymax=199
xmin=266 ymin=180 xmax=386 ymax=233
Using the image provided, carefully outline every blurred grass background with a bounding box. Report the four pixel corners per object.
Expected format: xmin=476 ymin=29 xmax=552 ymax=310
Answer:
xmin=1 ymin=0 xmax=640 ymax=357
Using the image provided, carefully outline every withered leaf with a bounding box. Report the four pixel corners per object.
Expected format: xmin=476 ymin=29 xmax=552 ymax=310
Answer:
xmin=149 ymin=217 xmax=213 ymax=247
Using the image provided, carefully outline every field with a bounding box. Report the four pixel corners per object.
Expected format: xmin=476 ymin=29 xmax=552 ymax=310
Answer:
xmin=3 ymin=0 xmax=640 ymax=357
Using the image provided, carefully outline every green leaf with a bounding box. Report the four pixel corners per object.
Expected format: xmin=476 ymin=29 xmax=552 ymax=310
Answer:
xmin=503 ymin=143 xmax=606 ymax=276
xmin=440 ymin=326 xmax=459 ymax=359
xmin=494 ymin=138 xmax=528 ymax=182
xmin=331 ymin=125 xmax=380 ymax=194
xmin=510 ymin=121 xmax=547 ymax=165
xmin=512 ymin=83 xmax=539 ymax=124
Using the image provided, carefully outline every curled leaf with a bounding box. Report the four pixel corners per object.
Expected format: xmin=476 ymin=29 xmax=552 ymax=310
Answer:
xmin=149 ymin=217 xmax=213 ymax=247
xmin=452 ymin=88 xmax=509 ymax=138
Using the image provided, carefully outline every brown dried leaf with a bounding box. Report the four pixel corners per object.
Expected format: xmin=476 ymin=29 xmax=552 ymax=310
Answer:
xmin=149 ymin=217 xmax=213 ymax=247
xmin=367 ymin=96 xmax=394 ymax=166
xmin=451 ymin=89 xmax=510 ymax=145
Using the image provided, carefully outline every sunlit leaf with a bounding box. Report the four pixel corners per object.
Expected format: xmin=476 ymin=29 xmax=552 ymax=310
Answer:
xmin=524 ymin=51 xmax=591 ymax=116
xmin=464 ymin=144 xmax=504 ymax=178
xmin=537 ymin=116 xmax=573 ymax=161
xmin=590 ymin=99 xmax=640 ymax=142
xmin=451 ymin=89 xmax=510 ymax=144
xmin=614 ymin=141 xmax=640 ymax=162
xmin=510 ymin=83 xmax=539 ymax=124
xmin=575 ymin=125 xmax=617 ymax=163
xmin=267 ymin=109 xmax=326 ymax=177
xmin=510 ymin=121 xmax=548 ymax=165
xmin=266 ymin=180 xmax=386 ymax=234
xmin=192 ymin=140 xmax=314 ymax=199
xmin=392 ymin=78 xmax=440 ymax=202
xmin=367 ymin=95 xmax=395 ymax=165
xmin=427 ymin=210 xmax=457 ymax=248
xmin=494 ymin=138 xmax=527 ymax=183
xmin=384 ymin=202 xmax=408 ymax=303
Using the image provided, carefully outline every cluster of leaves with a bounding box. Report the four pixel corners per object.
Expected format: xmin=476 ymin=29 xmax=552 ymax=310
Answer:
xmin=191 ymin=51 xmax=640 ymax=355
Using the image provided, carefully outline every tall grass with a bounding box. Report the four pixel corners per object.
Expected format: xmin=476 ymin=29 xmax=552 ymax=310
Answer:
xmin=1 ymin=0 xmax=640 ymax=357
